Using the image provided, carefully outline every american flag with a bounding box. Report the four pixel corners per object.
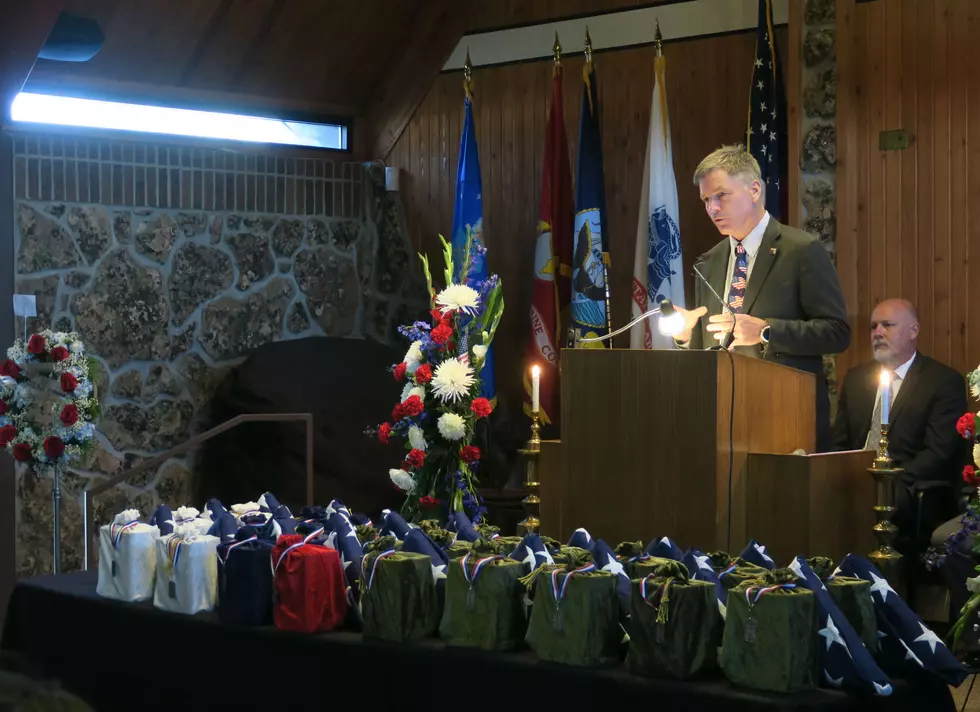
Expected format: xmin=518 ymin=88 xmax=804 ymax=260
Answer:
xmin=747 ymin=0 xmax=786 ymax=220
xmin=837 ymin=554 xmax=969 ymax=686
xmin=645 ymin=536 xmax=684 ymax=561
xmin=447 ymin=510 xmax=480 ymax=543
xmin=567 ymin=528 xmax=595 ymax=552
xmin=738 ymin=539 xmax=776 ymax=569
xmin=379 ymin=509 xmax=412 ymax=540
xmin=510 ymin=534 xmax=555 ymax=572
xmin=790 ymin=556 xmax=894 ymax=695
xmin=683 ymin=547 xmax=728 ymax=617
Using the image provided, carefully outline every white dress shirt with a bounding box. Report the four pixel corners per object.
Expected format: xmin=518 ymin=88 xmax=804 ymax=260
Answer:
xmin=864 ymin=352 xmax=916 ymax=449
xmin=725 ymin=211 xmax=771 ymax=305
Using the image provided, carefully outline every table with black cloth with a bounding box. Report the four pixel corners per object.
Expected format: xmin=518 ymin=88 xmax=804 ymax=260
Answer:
xmin=2 ymin=572 xmax=957 ymax=712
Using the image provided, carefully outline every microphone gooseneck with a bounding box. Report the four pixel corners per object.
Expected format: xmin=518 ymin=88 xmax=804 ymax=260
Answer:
xmin=692 ymin=262 xmax=736 ymax=350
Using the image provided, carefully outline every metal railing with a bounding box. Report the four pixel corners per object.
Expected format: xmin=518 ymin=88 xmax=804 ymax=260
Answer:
xmin=82 ymin=412 xmax=314 ymax=570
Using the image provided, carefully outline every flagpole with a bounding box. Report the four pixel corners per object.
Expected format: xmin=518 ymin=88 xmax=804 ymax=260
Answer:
xmin=584 ymin=28 xmax=614 ymax=340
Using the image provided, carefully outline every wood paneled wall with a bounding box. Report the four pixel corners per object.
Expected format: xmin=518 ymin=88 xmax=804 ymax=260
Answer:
xmin=836 ymin=0 xmax=978 ymax=378
xmin=388 ymin=30 xmax=781 ymax=415
xmin=469 ymin=0 xmax=671 ymax=31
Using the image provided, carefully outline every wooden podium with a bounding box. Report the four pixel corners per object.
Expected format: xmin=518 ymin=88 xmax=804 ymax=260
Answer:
xmin=540 ymin=348 xmax=826 ymax=553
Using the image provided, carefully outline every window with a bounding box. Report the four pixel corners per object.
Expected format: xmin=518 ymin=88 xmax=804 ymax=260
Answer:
xmin=9 ymin=92 xmax=348 ymax=150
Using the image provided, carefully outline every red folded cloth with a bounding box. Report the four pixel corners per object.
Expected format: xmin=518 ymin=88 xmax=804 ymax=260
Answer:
xmin=271 ymin=531 xmax=348 ymax=633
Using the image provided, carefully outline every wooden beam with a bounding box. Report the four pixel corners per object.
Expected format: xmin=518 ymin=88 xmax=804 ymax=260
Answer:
xmin=362 ymin=0 xmax=474 ymax=161
xmin=0 ymin=1 xmax=66 ymax=120
xmin=786 ymin=0 xmax=803 ymax=229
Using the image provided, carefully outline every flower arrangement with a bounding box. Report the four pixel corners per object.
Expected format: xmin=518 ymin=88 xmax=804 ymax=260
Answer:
xmin=0 ymin=330 xmax=99 ymax=472
xmin=373 ymin=232 xmax=503 ymax=522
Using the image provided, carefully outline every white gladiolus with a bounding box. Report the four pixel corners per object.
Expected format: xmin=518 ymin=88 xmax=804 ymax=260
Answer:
xmin=472 ymin=344 xmax=488 ymax=361
xmin=408 ymin=425 xmax=427 ymax=451
xmin=968 ymin=575 xmax=980 ymax=594
xmin=404 ymin=341 xmax=424 ymax=374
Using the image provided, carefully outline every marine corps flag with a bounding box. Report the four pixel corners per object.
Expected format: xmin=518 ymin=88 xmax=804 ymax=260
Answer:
xmin=570 ymin=32 xmax=611 ymax=347
xmin=524 ymin=39 xmax=573 ymax=424
xmin=630 ymin=31 xmax=684 ymax=350
xmin=451 ymin=55 xmax=495 ymax=401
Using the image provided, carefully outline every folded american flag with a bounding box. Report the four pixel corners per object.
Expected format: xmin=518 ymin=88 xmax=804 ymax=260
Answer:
xmin=738 ymin=539 xmax=776 ymax=569
xmin=567 ymin=528 xmax=595 ymax=551
xmin=446 ymin=510 xmax=480 ymax=542
xmin=837 ymin=554 xmax=969 ymax=686
xmin=593 ymin=539 xmax=630 ymax=616
xmin=790 ymin=556 xmax=893 ymax=695
xmin=403 ymin=529 xmax=449 ymax=594
xmin=379 ymin=509 xmax=413 ymax=540
xmin=683 ymin=547 xmax=727 ymax=617
xmin=646 ymin=536 xmax=684 ymax=561
xmin=509 ymin=534 xmax=554 ymax=572
xmin=148 ymin=505 xmax=174 ymax=536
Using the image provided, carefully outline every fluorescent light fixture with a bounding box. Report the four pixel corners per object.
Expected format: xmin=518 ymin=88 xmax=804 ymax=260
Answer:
xmin=9 ymin=92 xmax=347 ymax=150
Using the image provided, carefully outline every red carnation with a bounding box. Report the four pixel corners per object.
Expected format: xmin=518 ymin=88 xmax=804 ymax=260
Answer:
xmin=43 ymin=436 xmax=65 ymax=459
xmin=393 ymin=362 xmax=407 ymax=382
xmin=0 ymin=400 xmax=7 ymax=415
xmin=415 ymin=363 xmax=433 ymax=385
xmin=965 ymin=465 xmax=979 ymax=486
xmin=50 ymin=346 xmax=70 ymax=362
xmin=402 ymin=395 xmax=424 ymax=417
xmin=12 ymin=443 xmax=32 ymax=461
xmin=27 ymin=334 xmax=45 ymax=355
xmin=460 ymin=445 xmax=481 ymax=463
xmin=470 ymin=397 xmax=493 ymax=419
xmin=406 ymin=448 xmax=426 ymax=469
xmin=60 ymin=403 xmax=79 ymax=426
xmin=392 ymin=402 xmax=406 ymax=421
xmin=0 ymin=360 xmax=20 ymax=378
xmin=431 ymin=324 xmax=453 ymax=345
xmin=419 ymin=496 xmax=440 ymax=508
xmin=60 ymin=372 xmax=78 ymax=393
xmin=378 ymin=422 xmax=392 ymax=444
xmin=0 ymin=425 xmax=17 ymax=447
xmin=431 ymin=308 xmax=453 ymax=326
xmin=957 ymin=412 xmax=976 ymax=440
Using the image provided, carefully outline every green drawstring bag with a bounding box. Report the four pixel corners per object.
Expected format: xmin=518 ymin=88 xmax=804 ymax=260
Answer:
xmin=631 ymin=555 xmax=684 ymax=580
xmin=626 ymin=560 xmax=719 ymax=680
xmin=551 ymin=545 xmax=592 ymax=567
xmin=524 ymin=550 xmax=621 ymax=667
xmin=360 ymin=536 xmax=440 ymax=643
xmin=808 ymin=557 xmax=878 ymax=655
xmin=720 ymin=569 xmax=819 ymax=693
xmin=439 ymin=541 xmax=526 ymax=651
xmin=444 ymin=540 xmax=474 ymax=560
xmin=709 ymin=551 xmax=769 ymax=590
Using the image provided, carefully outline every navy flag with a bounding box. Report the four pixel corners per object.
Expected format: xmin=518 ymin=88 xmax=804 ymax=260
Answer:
xmin=570 ymin=38 xmax=611 ymax=346
xmin=747 ymin=0 xmax=787 ymax=220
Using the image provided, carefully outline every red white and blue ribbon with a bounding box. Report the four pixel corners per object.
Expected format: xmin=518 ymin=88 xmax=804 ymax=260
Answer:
xmin=745 ymin=582 xmax=797 ymax=605
xmin=167 ymin=534 xmax=184 ymax=575
xmin=110 ymin=520 xmax=139 ymax=549
xmin=217 ymin=535 xmax=257 ymax=566
xmin=550 ymin=562 xmax=596 ymax=605
xmin=272 ymin=528 xmax=323 ymax=577
xmin=718 ymin=563 xmax=738 ymax=578
xmin=364 ymin=549 xmax=397 ymax=591
xmin=460 ymin=552 xmax=499 ymax=588
xmin=640 ymin=573 xmax=672 ymax=609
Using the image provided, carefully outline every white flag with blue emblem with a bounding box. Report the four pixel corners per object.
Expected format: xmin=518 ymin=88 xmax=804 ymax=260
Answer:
xmin=630 ymin=45 xmax=684 ymax=350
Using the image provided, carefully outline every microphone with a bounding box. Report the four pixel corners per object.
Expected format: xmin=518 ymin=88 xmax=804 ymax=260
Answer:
xmin=692 ymin=262 xmax=736 ymax=350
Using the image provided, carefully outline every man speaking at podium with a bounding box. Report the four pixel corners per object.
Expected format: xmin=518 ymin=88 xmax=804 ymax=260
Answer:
xmin=672 ymin=145 xmax=850 ymax=451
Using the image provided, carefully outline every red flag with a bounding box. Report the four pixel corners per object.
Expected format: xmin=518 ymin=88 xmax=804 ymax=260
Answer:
xmin=524 ymin=64 xmax=573 ymax=425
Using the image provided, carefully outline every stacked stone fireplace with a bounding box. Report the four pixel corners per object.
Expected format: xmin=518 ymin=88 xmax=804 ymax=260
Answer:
xmin=9 ymin=133 xmax=427 ymax=576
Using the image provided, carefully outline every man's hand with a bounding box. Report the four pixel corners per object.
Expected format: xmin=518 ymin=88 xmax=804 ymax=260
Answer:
xmin=706 ymin=313 xmax=767 ymax=347
xmin=672 ymin=305 xmax=708 ymax=343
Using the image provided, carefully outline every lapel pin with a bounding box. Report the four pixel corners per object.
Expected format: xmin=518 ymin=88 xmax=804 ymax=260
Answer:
xmin=769 ymin=247 xmax=778 ymax=255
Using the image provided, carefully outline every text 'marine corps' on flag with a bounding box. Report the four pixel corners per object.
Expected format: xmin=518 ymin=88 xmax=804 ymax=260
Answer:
xmin=450 ymin=72 xmax=495 ymax=402
xmin=570 ymin=44 xmax=611 ymax=347
xmin=630 ymin=41 xmax=684 ymax=350
xmin=525 ymin=56 xmax=573 ymax=424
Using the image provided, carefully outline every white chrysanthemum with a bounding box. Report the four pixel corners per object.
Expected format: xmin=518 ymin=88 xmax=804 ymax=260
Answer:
xmin=436 ymin=284 xmax=480 ymax=315
xmin=408 ymin=425 xmax=427 ymax=451
xmin=431 ymin=357 xmax=475 ymax=403
xmin=175 ymin=506 xmax=200 ymax=522
xmin=389 ymin=468 xmax=416 ymax=492
xmin=437 ymin=412 xmax=466 ymax=441
xmin=403 ymin=341 xmax=424 ymax=374
xmin=230 ymin=502 xmax=260 ymax=515
xmin=401 ymin=382 xmax=425 ymax=402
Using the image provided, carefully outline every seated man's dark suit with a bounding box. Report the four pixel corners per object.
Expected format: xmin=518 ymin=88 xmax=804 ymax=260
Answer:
xmin=832 ymin=352 xmax=968 ymax=551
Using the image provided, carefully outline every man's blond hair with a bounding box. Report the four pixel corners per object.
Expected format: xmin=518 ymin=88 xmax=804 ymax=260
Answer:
xmin=693 ymin=144 xmax=764 ymax=201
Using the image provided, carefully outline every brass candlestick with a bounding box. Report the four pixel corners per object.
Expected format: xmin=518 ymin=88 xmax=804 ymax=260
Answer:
xmin=517 ymin=410 xmax=542 ymax=535
xmin=867 ymin=423 xmax=906 ymax=598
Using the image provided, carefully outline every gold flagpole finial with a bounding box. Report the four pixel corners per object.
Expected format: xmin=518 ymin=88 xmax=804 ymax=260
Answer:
xmin=584 ymin=27 xmax=593 ymax=64
xmin=553 ymin=32 xmax=562 ymax=64
xmin=463 ymin=49 xmax=474 ymax=101
xmin=655 ymin=19 xmax=663 ymax=57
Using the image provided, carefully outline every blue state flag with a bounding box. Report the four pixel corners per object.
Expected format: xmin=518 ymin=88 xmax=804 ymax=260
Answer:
xmin=571 ymin=55 xmax=611 ymax=346
xmin=451 ymin=86 xmax=495 ymax=401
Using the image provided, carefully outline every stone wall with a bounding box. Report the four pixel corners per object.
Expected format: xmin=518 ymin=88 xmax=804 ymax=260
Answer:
xmin=10 ymin=132 xmax=427 ymax=576
xmin=800 ymin=0 xmax=839 ymax=415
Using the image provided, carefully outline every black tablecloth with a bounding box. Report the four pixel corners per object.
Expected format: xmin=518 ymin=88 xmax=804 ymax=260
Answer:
xmin=1 ymin=572 xmax=956 ymax=712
